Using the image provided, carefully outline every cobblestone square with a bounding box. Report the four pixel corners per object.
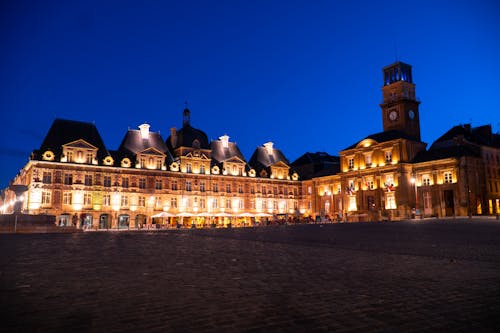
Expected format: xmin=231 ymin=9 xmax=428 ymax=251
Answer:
xmin=1 ymin=219 xmax=500 ymax=332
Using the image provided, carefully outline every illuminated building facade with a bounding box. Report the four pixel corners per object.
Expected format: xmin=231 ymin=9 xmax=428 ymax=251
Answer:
xmin=3 ymin=61 xmax=500 ymax=226
xmin=3 ymin=108 xmax=300 ymax=229
xmin=298 ymin=62 xmax=500 ymax=221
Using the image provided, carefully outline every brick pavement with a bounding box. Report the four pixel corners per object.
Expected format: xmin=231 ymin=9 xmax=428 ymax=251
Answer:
xmin=1 ymin=219 xmax=500 ymax=332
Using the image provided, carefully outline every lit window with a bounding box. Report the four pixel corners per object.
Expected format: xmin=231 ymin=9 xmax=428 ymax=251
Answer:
xmin=444 ymin=172 xmax=453 ymax=184
xmin=422 ymin=176 xmax=431 ymax=186
xmin=67 ymin=151 xmax=73 ymax=162
xmin=385 ymin=151 xmax=392 ymax=163
xmin=121 ymin=195 xmax=129 ymax=207
xmin=103 ymin=194 xmax=110 ymax=206
xmin=41 ymin=191 xmax=51 ymax=205
xmin=200 ymin=164 xmax=205 ymax=174
xmin=84 ymin=193 xmax=92 ymax=206
xmin=348 ymin=158 xmax=354 ymax=169
xmin=212 ymin=198 xmax=218 ymax=209
xmin=63 ymin=192 xmax=72 ymax=205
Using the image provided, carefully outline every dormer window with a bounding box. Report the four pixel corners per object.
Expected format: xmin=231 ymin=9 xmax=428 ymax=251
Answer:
xmin=192 ymin=139 xmax=200 ymax=149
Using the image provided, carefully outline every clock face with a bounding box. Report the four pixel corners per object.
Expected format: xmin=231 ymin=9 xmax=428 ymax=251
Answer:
xmin=389 ymin=110 xmax=398 ymax=121
xmin=408 ymin=110 xmax=415 ymax=119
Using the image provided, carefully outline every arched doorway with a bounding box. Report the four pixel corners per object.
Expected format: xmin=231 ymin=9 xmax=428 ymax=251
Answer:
xmin=99 ymin=214 xmax=111 ymax=229
xmin=135 ymin=214 xmax=147 ymax=229
xmin=59 ymin=213 xmax=71 ymax=226
xmin=118 ymin=214 xmax=130 ymax=229
xmin=81 ymin=213 xmax=93 ymax=229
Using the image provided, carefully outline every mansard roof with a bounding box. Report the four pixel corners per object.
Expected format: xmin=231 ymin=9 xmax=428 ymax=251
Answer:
xmin=431 ymin=124 xmax=500 ymax=149
xmin=343 ymin=130 xmax=420 ymax=151
xmin=118 ymin=128 xmax=168 ymax=155
xmin=412 ymin=145 xmax=481 ymax=163
xmin=291 ymin=152 xmax=340 ymax=180
xmin=210 ymin=140 xmax=246 ymax=164
xmin=33 ymin=118 xmax=109 ymax=160
xmin=248 ymin=143 xmax=291 ymax=176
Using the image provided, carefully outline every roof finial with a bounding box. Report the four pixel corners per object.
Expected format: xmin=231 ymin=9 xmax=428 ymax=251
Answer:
xmin=183 ymin=101 xmax=190 ymax=126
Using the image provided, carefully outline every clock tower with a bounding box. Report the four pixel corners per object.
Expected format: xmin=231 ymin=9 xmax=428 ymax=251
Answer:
xmin=380 ymin=61 xmax=421 ymax=141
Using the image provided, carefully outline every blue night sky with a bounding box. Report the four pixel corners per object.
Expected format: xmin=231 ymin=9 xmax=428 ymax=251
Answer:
xmin=1 ymin=0 xmax=499 ymax=188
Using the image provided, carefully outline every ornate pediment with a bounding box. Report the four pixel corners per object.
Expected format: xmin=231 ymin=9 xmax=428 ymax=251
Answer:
xmin=138 ymin=147 xmax=165 ymax=156
xmin=62 ymin=139 xmax=98 ymax=150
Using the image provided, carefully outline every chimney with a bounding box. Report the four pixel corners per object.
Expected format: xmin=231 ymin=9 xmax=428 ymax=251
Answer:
xmin=220 ymin=135 xmax=230 ymax=148
xmin=139 ymin=123 xmax=150 ymax=140
xmin=263 ymin=142 xmax=274 ymax=155
xmin=170 ymin=127 xmax=177 ymax=148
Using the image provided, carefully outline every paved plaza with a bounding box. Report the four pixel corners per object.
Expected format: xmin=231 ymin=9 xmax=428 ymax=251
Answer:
xmin=1 ymin=219 xmax=500 ymax=332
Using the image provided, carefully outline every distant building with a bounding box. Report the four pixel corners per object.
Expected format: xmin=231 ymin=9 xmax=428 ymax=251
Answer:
xmin=300 ymin=62 xmax=500 ymax=221
xmin=2 ymin=61 xmax=499 ymax=226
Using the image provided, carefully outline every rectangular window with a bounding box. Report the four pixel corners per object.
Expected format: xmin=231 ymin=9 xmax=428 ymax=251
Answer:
xmin=186 ymin=163 xmax=192 ymax=173
xmin=64 ymin=173 xmax=73 ymax=185
xmin=156 ymin=159 xmax=162 ymax=170
xmin=84 ymin=175 xmax=93 ymax=186
xmin=139 ymin=178 xmax=146 ymax=189
xmin=42 ymin=172 xmax=52 ymax=184
xmin=122 ymin=177 xmax=129 ymax=188
xmin=140 ymin=158 xmax=146 ymax=168
xmin=138 ymin=196 xmax=145 ymax=207
xmin=238 ymin=199 xmax=244 ymax=209
xmin=155 ymin=179 xmax=162 ymax=190
xmin=444 ymin=172 xmax=453 ymax=184
xmin=366 ymin=180 xmax=374 ymax=190
xmin=200 ymin=198 xmax=206 ymax=209
xmin=212 ymin=198 xmax=218 ymax=209
xmin=251 ymin=186 xmax=255 ymax=194
xmin=63 ymin=192 xmax=72 ymax=205
xmin=365 ymin=154 xmax=372 ymax=167
xmin=67 ymin=151 xmax=73 ymax=162
xmin=213 ymin=183 xmax=218 ymax=192
xmin=238 ymin=184 xmax=243 ymax=193
xmin=226 ymin=184 xmax=231 ymax=193
xmin=121 ymin=195 xmax=129 ymax=207
xmin=262 ymin=186 xmax=267 ymax=195
xmin=200 ymin=164 xmax=205 ymax=174
xmin=186 ymin=181 xmax=192 ymax=192
xmin=171 ymin=197 xmax=177 ymax=208
xmin=385 ymin=151 xmax=392 ymax=163
xmin=226 ymin=199 xmax=231 ymax=209
xmin=41 ymin=191 xmax=51 ymax=205
xmin=171 ymin=181 xmax=178 ymax=191
xmin=84 ymin=193 xmax=92 ymax=206
xmin=86 ymin=153 xmax=93 ymax=164
xmin=273 ymin=187 xmax=278 ymax=195
xmin=348 ymin=158 xmax=354 ymax=169
xmin=422 ymin=176 xmax=431 ymax=186
xmin=155 ymin=197 xmax=161 ymax=209
xmin=103 ymin=176 xmax=112 ymax=187
xmin=200 ymin=182 xmax=205 ymax=192
xmin=103 ymin=194 xmax=110 ymax=206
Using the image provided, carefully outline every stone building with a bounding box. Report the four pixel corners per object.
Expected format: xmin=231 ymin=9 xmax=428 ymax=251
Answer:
xmin=3 ymin=61 xmax=499 ymax=226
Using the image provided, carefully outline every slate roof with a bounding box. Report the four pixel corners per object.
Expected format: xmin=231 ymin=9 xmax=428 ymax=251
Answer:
xmin=431 ymin=124 xmax=500 ymax=149
xmin=412 ymin=145 xmax=481 ymax=163
xmin=210 ymin=140 xmax=246 ymax=163
xmin=343 ymin=130 xmax=420 ymax=150
xmin=248 ymin=145 xmax=291 ymax=175
xmin=166 ymin=124 xmax=210 ymax=151
xmin=118 ymin=129 xmax=168 ymax=155
xmin=33 ymin=118 xmax=109 ymax=160
xmin=291 ymin=152 xmax=340 ymax=180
